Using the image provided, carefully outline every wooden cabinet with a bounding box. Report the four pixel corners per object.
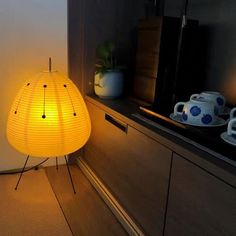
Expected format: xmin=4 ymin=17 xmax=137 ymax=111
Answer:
xmin=82 ymin=97 xmax=236 ymax=236
xmin=164 ymin=153 xmax=236 ymax=236
xmin=83 ymin=101 xmax=172 ymax=236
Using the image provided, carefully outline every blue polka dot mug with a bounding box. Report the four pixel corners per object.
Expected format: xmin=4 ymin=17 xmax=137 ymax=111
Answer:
xmin=190 ymin=91 xmax=225 ymax=114
xmin=174 ymin=98 xmax=218 ymax=125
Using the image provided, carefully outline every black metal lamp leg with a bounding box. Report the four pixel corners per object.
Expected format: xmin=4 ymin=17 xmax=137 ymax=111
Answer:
xmin=64 ymin=155 xmax=76 ymax=194
xmin=56 ymin=157 xmax=58 ymax=170
xmin=15 ymin=155 xmax=30 ymax=190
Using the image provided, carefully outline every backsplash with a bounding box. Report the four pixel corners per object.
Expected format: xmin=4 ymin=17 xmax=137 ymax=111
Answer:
xmin=165 ymin=0 xmax=236 ymax=105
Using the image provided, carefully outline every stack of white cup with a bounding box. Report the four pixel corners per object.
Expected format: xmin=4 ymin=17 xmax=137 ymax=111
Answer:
xmin=225 ymin=108 xmax=236 ymax=141
xmin=173 ymin=91 xmax=226 ymax=126
xmin=190 ymin=91 xmax=226 ymax=115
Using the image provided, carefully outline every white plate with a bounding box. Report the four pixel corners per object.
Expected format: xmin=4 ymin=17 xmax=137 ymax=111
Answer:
xmin=170 ymin=113 xmax=228 ymax=127
xmin=221 ymin=132 xmax=236 ymax=146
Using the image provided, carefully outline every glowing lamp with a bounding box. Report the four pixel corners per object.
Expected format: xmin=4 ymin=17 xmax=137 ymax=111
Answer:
xmin=7 ymin=59 xmax=91 ymax=193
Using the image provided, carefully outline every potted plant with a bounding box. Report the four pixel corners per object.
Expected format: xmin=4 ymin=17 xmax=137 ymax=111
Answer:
xmin=94 ymin=41 xmax=125 ymax=99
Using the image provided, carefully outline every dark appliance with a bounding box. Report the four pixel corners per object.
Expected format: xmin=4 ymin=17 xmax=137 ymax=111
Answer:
xmin=132 ymin=16 xmax=203 ymax=115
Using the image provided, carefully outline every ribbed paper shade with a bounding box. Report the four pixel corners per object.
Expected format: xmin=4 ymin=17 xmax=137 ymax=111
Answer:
xmin=7 ymin=71 xmax=91 ymax=157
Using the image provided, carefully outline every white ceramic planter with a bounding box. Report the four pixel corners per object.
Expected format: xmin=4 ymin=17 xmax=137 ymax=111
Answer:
xmin=94 ymin=71 xmax=124 ymax=99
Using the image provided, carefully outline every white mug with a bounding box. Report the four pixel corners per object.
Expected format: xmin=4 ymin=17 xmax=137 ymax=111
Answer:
xmin=227 ymin=118 xmax=236 ymax=139
xmin=190 ymin=91 xmax=225 ymax=114
xmin=229 ymin=107 xmax=236 ymax=120
xmin=174 ymin=97 xmax=218 ymax=125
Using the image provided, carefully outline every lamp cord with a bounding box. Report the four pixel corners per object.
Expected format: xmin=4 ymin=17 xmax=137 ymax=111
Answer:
xmin=0 ymin=158 xmax=49 ymax=175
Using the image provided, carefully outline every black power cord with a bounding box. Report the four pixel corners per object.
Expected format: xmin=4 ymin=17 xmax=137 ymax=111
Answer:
xmin=0 ymin=158 xmax=49 ymax=175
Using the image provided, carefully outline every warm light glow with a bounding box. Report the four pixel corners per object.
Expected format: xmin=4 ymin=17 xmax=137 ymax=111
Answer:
xmin=7 ymin=71 xmax=91 ymax=157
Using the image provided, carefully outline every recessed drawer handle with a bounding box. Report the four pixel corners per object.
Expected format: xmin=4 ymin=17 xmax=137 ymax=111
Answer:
xmin=105 ymin=114 xmax=127 ymax=133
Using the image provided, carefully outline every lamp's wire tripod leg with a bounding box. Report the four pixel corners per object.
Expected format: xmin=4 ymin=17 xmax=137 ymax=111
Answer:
xmin=56 ymin=157 xmax=58 ymax=170
xmin=64 ymin=155 xmax=76 ymax=194
xmin=14 ymin=155 xmax=76 ymax=194
xmin=15 ymin=155 xmax=30 ymax=190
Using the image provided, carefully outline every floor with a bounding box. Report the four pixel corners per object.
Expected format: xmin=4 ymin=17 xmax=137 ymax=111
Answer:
xmin=0 ymin=164 xmax=127 ymax=236
xmin=45 ymin=164 xmax=127 ymax=236
xmin=0 ymin=168 xmax=71 ymax=236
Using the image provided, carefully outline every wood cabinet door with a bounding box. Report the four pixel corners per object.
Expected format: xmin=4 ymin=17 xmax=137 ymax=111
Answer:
xmin=165 ymin=153 xmax=236 ymax=236
xmin=84 ymin=101 xmax=172 ymax=235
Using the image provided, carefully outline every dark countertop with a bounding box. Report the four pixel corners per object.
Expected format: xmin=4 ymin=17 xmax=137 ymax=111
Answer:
xmin=86 ymin=95 xmax=236 ymax=171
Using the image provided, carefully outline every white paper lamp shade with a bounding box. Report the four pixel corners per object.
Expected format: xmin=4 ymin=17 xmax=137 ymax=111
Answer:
xmin=7 ymin=71 xmax=91 ymax=157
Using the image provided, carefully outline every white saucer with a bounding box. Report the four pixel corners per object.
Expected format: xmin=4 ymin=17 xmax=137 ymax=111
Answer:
xmin=221 ymin=132 xmax=236 ymax=146
xmin=170 ymin=113 xmax=228 ymax=127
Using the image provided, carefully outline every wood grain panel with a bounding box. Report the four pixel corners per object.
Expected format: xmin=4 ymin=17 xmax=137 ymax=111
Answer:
xmin=135 ymin=53 xmax=159 ymax=77
xmin=133 ymin=17 xmax=163 ymax=103
xmin=136 ymin=16 xmax=163 ymax=80
xmin=46 ymin=165 xmax=127 ymax=236
xmin=137 ymin=30 xmax=161 ymax=53
xmin=83 ymin=101 xmax=172 ymax=235
xmin=165 ymin=153 xmax=236 ymax=236
xmin=133 ymin=75 xmax=156 ymax=103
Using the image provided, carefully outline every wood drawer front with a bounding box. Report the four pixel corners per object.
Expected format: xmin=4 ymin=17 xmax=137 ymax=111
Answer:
xmin=84 ymin=101 xmax=172 ymax=236
xmin=84 ymin=101 xmax=128 ymax=159
xmin=165 ymin=153 xmax=236 ymax=236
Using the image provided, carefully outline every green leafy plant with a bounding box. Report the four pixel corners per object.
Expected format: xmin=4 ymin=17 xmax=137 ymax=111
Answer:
xmin=95 ymin=41 xmax=125 ymax=75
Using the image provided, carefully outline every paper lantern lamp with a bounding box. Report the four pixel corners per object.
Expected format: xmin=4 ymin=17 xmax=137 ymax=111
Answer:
xmin=7 ymin=59 xmax=91 ymax=193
